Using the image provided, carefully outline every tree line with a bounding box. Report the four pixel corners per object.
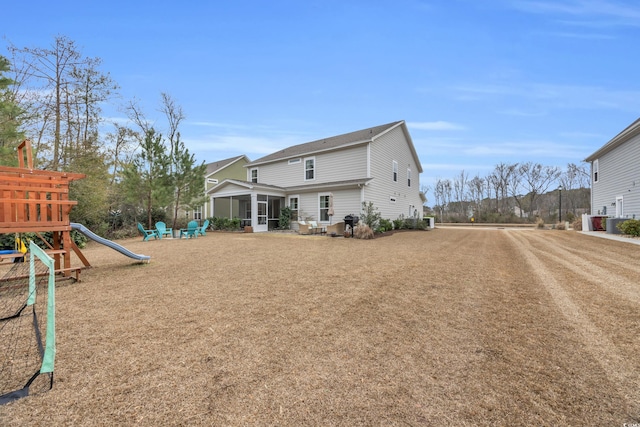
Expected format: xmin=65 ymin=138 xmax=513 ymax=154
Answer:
xmin=0 ymin=35 xmax=206 ymax=238
xmin=427 ymin=162 xmax=591 ymax=224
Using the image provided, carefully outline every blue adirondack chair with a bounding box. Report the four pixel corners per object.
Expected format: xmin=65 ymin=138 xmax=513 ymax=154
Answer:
xmin=196 ymin=219 xmax=210 ymax=237
xmin=138 ymin=223 xmax=158 ymax=241
xmin=180 ymin=220 xmax=199 ymax=239
xmin=155 ymin=221 xmax=173 ymax=239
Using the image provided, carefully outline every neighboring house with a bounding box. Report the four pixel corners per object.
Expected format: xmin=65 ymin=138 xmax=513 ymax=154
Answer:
xmin=584 ymin=117 xmax=640 ymax=219
xmin=207 ymin=121 xmax=426 ymax=232
xmin=197 ymin=155 xmax=250 ymax=220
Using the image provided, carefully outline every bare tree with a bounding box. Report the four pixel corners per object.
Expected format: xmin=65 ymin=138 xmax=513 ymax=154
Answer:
xmin=518 ymin=162 xmax=561 ymax=218
xmin=560 ymin=163 xmax=591 ymax=215
xmin=467 ymin=175 xmax=485 ymax=218
xmin=106 ymin=123 xmax=139 ymax=185
xmin=8 ymin=36 xmax=117 ymax=170
xmin=159 ymin=92 xmax=184 ymax=166
xmin=490 ymin=162 xmax=518 ymax=214
xmin=453 ymin=170 xmax=468 ymax=217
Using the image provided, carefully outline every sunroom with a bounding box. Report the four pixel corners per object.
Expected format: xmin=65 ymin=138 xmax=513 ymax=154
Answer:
xmin=206 ymin=179 xmax=286 ymax=232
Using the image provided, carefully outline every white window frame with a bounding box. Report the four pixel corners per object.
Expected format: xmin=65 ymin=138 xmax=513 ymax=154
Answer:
xmin=193 ymin=205 xmax=203 ymax=220
xmin=288 ymin=195 xmax=300 ymax=221
xmin=319 ymin=193 xmax=330 ymax=222
xmin=593 ymin=159 xmax=599 ymax=183
xmin=616 ymin=196 xmax=624 ymax=218
xmin=407 ymin=168 xmax=411 ymax=187
xmin=207 ymin=178 xmax=218 ymax=184
xmin=250 ymin=168 xmax=258 ymax=183
xmin=393 ymin=160 xmax=398 ymax=182
xmin=304 ymin=157 xmax=315 ymax=181
xmin=288 ymin=158 xmax=301 ymax=165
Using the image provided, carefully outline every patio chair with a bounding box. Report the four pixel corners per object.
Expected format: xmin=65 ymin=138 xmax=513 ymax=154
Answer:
xmin=309 ymin=221 xmax=326 ymax=235
xmin=180 ymin=220 xmax=199 ymax=239
xmin=138 ymin=223 xmax=159 ymax=241
xmin=196 ymin=219 xmax=210 ymax=237
xmin=155 ymin=221 xmax=173 ymax=239
xmin=297 ymin=220 xmax=311 ymax=235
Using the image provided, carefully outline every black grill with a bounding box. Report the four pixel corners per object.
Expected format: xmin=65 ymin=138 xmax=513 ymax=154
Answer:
xmin=344 ymin=215 xmax=359 ymax=237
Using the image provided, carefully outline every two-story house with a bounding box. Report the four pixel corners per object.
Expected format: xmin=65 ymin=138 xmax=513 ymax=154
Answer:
xmin=584 ymin=117 xmax=640 ymax=221
xmin=207 ymin=121 xmax=425 ymax=232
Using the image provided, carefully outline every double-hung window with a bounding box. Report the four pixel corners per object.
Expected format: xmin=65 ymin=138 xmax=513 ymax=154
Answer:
xmin=319 ymin=194 xmax=330 ymax=221
xmin=250 ymin=168 xmax=258 ymax=183
xmin=193 ymin=205 xmax=202 ymax=220
xmin=593 ymin=159 xmax=599 ymax=183
xmin=392 ymin=160 xmax=398 ymax=182
xmin=407 ymin=168 xmax=411 ymax=187
xmin=289 ymin=196 xmax=299 ymax=221
xmin=305 ymin=157 xmax=315 ymax=181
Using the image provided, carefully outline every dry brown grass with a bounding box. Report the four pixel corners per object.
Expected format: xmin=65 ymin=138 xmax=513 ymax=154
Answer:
xmin=1 ymin=228 xmax=639 ymax=426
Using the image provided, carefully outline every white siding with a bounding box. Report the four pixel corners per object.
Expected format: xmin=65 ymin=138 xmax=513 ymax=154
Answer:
xmin=366 ymin=126 xmax=423 ymax=220
xmin=255 ymin=145 xmax=368 ymax=187
xmin=591 ymin=135 xmax=640 ymax=218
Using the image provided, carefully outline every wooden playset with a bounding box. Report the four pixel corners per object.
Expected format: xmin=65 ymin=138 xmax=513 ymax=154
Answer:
xmin=0 ymin=140 xmax=90 ymax=279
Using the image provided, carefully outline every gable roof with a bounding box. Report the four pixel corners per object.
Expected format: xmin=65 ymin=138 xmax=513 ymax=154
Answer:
xmin=205 ymin=178 xmax=286 ymax=195
xmin=247 ymin=121 xmax=405 ymax=166
xmin=205 ymin=155 xmax=249 ymax=176
xmin=584 ymin=117 xmax=640 ymax=162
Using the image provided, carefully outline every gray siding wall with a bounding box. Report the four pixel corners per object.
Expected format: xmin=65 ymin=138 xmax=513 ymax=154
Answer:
xmin=591 ymin=134 xmax=640 ymax=218
xmin=255 ymin=145 xmax=368 ymax=187
xmin=366 ymin=126 xmax=423 ymax=220
xmin=296 ymin=188 xmax=362 ymax=224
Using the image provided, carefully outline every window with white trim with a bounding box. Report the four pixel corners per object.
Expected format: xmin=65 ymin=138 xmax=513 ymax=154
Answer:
xmin=288 ymin=158 xmax=301 ymax=165
xmin=305 ymin=157 xmax=315 ymax=181
xmin=250 ymin=168 xmax=258 ymax=183
xmin=289 ymin=196 xmax=299 ymax=221
xmin=207 ymin=178 xmax=218 ymax=184
xmin=319 ymin=194 xmax=330 ymax=221
xmin=593 ymin=159 xmax=599 ymax=183
xmin=407 ymin=168 xmax=412 ymax=187
xmin=193 ymin=205 xmax=202 ymax=220
xmin=392 ymin=160 xmax=398 ymax=182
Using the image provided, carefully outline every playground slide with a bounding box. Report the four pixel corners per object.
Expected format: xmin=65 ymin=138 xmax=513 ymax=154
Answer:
xmin=70 ymin=223 xmax=150 ymax=262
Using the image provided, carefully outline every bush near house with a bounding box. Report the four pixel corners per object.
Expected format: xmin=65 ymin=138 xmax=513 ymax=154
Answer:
xmin=572 ymin=218 xmax=582 ymax=231
xmin=617 ymin=219 xmax=640 ymax=237
xmin=376 ymin=218 xmax=393 ymax=233
xmin=210 ymin=217 xmax=242 ymax=231
xmin=354 ymin=224 xmax=374 ymax=239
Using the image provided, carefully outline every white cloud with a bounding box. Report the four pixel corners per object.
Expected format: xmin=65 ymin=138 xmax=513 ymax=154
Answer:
xmin=407 ymin=121 xmax=466 ymax=131
xmin=453 ymin=82 xmax=640 ymax=112
xmin=510 ymin=0 xmax=640 ymax=27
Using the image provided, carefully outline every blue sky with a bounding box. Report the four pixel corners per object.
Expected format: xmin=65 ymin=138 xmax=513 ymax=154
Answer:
xmin=3 ymin=0 xmax=640 ymax=204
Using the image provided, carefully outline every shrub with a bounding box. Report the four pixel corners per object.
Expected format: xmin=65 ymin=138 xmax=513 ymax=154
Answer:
xmin=278 ymin=206 xmax=292 ymax=230
xmin=617 ymin=219 xmax=640 ymax=237
xmin=572 ymin=218 xmax=582 ymax=231
xmin=210 ymin=216 xmax=242 ymax=231
xmin=360 ymin=201 xmax=381 ymax=230
xmin=556 ymin=222 xmax=566 ymax=230
xmin=377 ymin=218 xmax=393 ymax=233
xmin=354 ymin=224 xmax=374 ymax=239
xmin=415 ymin=219 xmax=429 ymax=230
xmin=392 ymin=218 xmax=404 ymax=230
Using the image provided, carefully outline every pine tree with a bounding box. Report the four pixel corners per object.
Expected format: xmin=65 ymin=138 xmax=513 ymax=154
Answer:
xmin=0 ymin=55 xmax=24 ymax=165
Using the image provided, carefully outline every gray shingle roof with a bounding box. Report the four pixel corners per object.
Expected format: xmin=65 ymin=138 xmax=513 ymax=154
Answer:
xmin=584 ymin=117 xmax=640 ymax=162
xmin=205 ymin=155 xmax=248 ymax=175
xmin=247 ymin=121 xmax=404 ymax=166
